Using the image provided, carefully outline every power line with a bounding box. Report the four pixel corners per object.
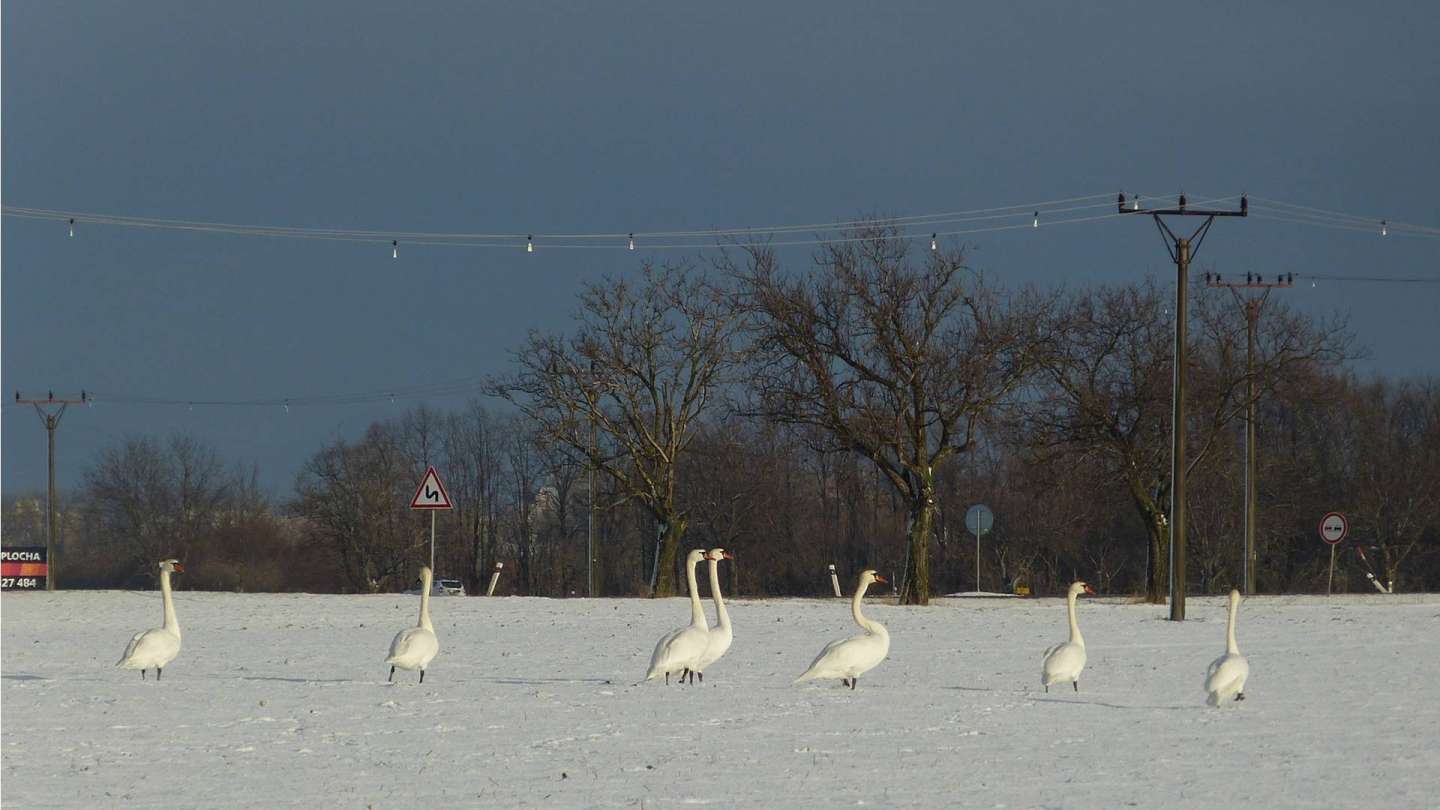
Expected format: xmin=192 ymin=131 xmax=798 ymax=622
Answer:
xmin=77 ymin=377 xmax=491 ymax=409
xmin=1249 ymin=196 xmax=1440 ymax=235
xmin=4 ymin=192 xmax=1123 ymax=241
xmin=2 ymin=192 xmax=1239 ymax=251
xmin=1302 ymin=273 xmax=1440 ymax=284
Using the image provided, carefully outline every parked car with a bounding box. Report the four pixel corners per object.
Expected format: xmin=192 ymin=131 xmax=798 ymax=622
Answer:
xmin=404 ymin=578 xmax=466 ymax=596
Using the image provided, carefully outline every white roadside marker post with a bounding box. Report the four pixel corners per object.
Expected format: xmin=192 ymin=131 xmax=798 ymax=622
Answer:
xmin=486 ymin=562 xmax=504 ymax=597
xmin=829 ymin=564 xmax=842 ymax=598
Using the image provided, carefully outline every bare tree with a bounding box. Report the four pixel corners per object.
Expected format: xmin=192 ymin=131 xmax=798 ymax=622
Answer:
xmin=1343 ymin=379 xmax=1440 ymax=589
xmin=293 ymin=424 xmax=422 ymax=592
xmin=443 ymin=403 xmax=504 ymax=595
xmin=732 ymin=230 xmax=1049 ymax=604
xmin=490 ymin=263 xmax=743 ymax=597
xmin=81 ymin=434 xmax=236 ymax=580
xmin=1022 ymin=279 xmax=1349 ymax=601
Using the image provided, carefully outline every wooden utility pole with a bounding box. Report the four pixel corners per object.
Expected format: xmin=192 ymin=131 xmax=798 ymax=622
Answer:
xmin=1118 ymin=193 xmax=1247 ymax=621
xmin=14 ymin=390 xmax=88 ymax=591
xmin=1204 ymin=272 xmax=1294 ymax=595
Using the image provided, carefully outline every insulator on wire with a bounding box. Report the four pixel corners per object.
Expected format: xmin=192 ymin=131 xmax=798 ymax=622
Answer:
xmin=1032 ymin=211 xmax=1039 ymax=228
xmin=69 ymin=218 xmax=75 ymax=238
xmin=392 ymin=240 xmax=398 ymax=259
xmin=1381 ymin=220 xmax=1387 ymax=237
xmin=1133 ymin=195 xmax=1140 ymax=211
xmin=527 ymin=235 xmax=534 ymax=253
xmin=628 ymin=233 xmax=635 ymax=251
xmin=930 ymin=233 xmax=937 ymax=251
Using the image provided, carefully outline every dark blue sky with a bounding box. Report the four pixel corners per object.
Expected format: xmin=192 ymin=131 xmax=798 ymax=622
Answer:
xmin=5 ymin=1 xmax=1438 ymax=496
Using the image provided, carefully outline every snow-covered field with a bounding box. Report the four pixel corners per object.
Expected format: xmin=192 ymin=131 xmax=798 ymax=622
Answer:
xmin=3 ymin=590 xmax=1438 ymax=808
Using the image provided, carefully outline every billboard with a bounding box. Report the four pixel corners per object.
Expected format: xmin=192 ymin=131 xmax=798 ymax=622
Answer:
xmin=1 ymin=547 xmax=48 ymax=590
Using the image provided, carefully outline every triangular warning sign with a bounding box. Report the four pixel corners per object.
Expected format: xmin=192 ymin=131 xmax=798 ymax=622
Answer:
xmin=410 ymin=466 xmax=454 ymax=510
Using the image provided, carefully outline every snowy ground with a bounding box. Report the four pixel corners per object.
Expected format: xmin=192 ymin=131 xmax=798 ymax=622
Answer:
xmin=3 ymin=590 xmax=1438 ymax=808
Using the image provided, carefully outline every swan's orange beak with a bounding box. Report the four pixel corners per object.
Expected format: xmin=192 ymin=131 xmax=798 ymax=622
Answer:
xmin=1083 ymin=584 xmax=1095 ymax=595
xmin=723 ymin=551 xmax=735 ymax=560
xmin=173 ymin=563 xmax=185 ymax=573
xmin=873 ymin=574 xmax=888 ymax=585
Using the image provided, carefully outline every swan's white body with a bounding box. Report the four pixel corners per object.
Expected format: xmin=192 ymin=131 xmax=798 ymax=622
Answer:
xmin=693 ymin=549 xmax=734 ymax=678
xmin=1041 ymin=581 xmax=1093 ymax=692
xmin=1204 ymin=589 xmax=1250 ymax=706
xmin=644 ymin=549 xmax=710 ymax=685
xmin=387 ymin=566 xmax=439 ymax=682
xmin=117 ymin=559 xmax=184 ymax=680
xmin=794 ymin=570 xmax=889 ymax=688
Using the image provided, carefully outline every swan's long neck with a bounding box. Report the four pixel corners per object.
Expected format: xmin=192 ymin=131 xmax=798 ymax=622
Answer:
xmin=160 ymin=568 xmax=180 ymax=638
xmin=419 ymin=571 xmax=434 ymax=632
xmin=1066 ymin=589 xmax=1083 ymax=646
xmin=686 ymin=556 xmax=706 ymax=628
xmin=708 ymin=557 xmax=730 ymax=631
xmin=851 ymin=579 xmax=886 ymax=637
xmin=1225 ymin=594 xmax=1240 ymax=655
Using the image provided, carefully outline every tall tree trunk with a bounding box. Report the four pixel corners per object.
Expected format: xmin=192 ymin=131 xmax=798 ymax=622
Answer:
xmin=1129 ymin=481 xmax=1169 ymax=603
xmin=1144 ymin=517 xmax=1169 ymax=603
xmin=651 ymin=512 xmax=687 ymax=597
xmin=899 ymin=481 xmax=935 ymax=605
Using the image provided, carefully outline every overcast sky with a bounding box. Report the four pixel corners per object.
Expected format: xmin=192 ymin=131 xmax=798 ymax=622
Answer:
xmin=4 ymin=1 xmax=1438 ymax=497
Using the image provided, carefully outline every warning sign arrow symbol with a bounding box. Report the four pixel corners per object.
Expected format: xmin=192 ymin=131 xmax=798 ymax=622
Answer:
xmin=410 ymin=466 xmax=453 ymax=510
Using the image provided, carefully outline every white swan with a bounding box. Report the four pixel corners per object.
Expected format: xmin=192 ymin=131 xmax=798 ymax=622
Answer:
xmin=1041 ymin=580 xmax=1095 ymax=693
xmin=386 ymin=566 xmax=440 ymax=683
xmin=643 ymin=549 xmax=710 ymax=685
xmin=1204 ymin=589 xmax=1250 ymax=706
xmin=116 ymin=559 xmax=184 ymax=681
xmin=794 ymin=569 xmax=890 ymax=689
xmin=692 ymin=548 xmax=735 ymax=681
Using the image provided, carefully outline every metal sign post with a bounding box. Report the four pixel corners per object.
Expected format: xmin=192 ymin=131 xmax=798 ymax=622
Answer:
xmin=964 ymin=504 xmax=994 ymax=592
xmin=410 ymin=466 xmax=454 ymax=578
xmin=828 ymin=564 xmax=842 ymax=597
xmin=1319 ymin=512 xmax=1348 ymax=595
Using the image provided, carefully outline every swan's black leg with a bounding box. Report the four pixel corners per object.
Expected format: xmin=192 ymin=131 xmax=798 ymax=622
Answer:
xmin=420 ymin=669 xmax=425 ymax=684
xmin=1043 ymin=684 xmax=1048 ymax=693
xmin=665 ymin=672 xmax=670 ymax=686
xmin=157 ymin=667 xmax=163 ymax=682
xmin=697 ymin=671 xmax=703 ymax=684
xmin=1235 ymin=692 xmax=1245 ymax=701
xmin=850 ymin=677 xmax=857 ymax=690
xmin=388 ymin=666 xmax=395 ymax=683
xmin=1072 ymin=681 xmax=1078 ymax=693
xmin=141 ymin=669 xmax=146 ymax=681
xmin=842 ymin=678 xmax=850 ymax=688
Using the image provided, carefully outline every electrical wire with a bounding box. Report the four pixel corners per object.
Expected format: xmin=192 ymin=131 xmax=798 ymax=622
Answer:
xmin=1301 ymin=274 xmax=1440 ymax=284
xmin=8 ymin=192 xmax=1437 ymax=250
xmin=3 ymin=192 xmax=1125 ymax=242
xmin=1250 ymin=196 xmax=1440 ymax=235
xmin=81 ymin=376 xmax=490 ymax=409
xmin=4 ymin=192 xmax=1240 ymax=251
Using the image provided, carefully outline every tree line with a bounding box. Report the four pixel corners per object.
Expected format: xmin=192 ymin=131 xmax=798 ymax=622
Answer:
xmin=7 ymin=231 xmax=1436 ymax=599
